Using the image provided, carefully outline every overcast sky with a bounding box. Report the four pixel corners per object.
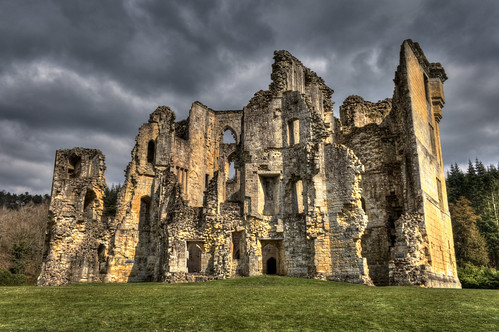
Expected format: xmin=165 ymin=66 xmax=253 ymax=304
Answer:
xmin=1 ymin=0 xmax=498 ymax=194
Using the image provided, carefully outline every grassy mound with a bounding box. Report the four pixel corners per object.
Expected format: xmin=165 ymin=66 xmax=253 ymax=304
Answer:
xmin=1 ymin=276 xmax=498 ymax=331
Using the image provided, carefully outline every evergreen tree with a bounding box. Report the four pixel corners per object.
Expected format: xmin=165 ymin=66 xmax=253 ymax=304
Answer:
xmin=446 ymin=163 xmax=465 ymax=203
xmin=450 ymin=196 xmax=490 ymax=267
xmin=477 ymin=219 xmax=499 ymax=267
xmin=446 ymin=160 xmax=499 ymax=268
xmin=103 ymin=184 xmax=121 ymax=217
xmin=474 ymin=159 xmax=489 ymax=214
xmin=464 ymin=160 xmax=479 ymax=210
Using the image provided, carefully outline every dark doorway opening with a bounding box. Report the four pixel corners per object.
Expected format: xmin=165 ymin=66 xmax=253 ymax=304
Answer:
xmin=267 ymin=257 xmax=277 ymax=275
xmin=187 ymin=243 xmax=202 ymax=273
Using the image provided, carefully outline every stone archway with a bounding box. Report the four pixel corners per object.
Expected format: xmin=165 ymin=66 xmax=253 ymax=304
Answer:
xmin=267 ymin=257 xmax=277 ymax=275
xmin=261 ymin=241 xmax=283 ymax=275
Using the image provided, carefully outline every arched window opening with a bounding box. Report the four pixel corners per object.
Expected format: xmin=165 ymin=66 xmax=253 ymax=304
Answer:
xmin=147 ymin=140 xmax=155 ymax=164
xmin=68 ymin=155 xmax=82 ymax=178
xmin=222 ymin=128 xmax=237 ymax=144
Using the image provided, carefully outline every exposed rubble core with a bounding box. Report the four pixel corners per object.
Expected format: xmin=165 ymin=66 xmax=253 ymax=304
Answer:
xmin=38 ymin=40 xmax=460 ymax=288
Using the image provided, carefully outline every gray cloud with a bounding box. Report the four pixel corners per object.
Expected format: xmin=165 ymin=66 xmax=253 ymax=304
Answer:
xmin=0 ymin=0 xmax=498 ymax=194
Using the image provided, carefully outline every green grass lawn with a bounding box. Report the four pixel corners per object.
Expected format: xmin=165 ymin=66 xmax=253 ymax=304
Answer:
xmin=1 ymin=276 xmax=498 ymax=331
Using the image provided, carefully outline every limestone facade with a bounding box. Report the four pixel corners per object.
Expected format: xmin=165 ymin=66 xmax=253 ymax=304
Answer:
xmin=38 ymin=40 xmax=460 ymax=288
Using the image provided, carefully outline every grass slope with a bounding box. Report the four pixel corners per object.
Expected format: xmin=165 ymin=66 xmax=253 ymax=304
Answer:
xmin=1 ymin=276 xmax=498 ymax=331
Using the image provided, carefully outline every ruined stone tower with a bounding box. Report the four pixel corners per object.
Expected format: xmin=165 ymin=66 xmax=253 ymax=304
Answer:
xmin=38 ymin=40 xmax=460 ymax=288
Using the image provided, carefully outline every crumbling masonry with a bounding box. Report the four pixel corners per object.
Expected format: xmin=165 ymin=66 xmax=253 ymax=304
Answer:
xmin=38 ymin=40 xmax=460 ymax=288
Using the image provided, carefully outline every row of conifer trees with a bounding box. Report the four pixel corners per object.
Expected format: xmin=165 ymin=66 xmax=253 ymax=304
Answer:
xmin=446 ymin=159 xmax=499 ymax=268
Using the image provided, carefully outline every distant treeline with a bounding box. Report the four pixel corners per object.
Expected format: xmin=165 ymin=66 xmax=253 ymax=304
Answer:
xmin=447 ymin=159 xmax=499 ymax=269
xmin=0 ymin=191 xmax=50 ymax=210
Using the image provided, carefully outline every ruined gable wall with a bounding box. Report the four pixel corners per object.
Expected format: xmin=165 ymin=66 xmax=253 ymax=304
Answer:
xmin=213 ymin=109 xmax=243 ymax=204
xmin=241 ymin=50 xmax=336 ymax=278
xmin=340 ymin=96 xmax=392 ymax=132
xmin=105 ymin=107 xmax=176 ymax=282
xmin=38 ymin=148 xmax=108 ymax=286
xmin=401 ymin=41 xmax=459 ymax=287
xmin=336 ymin=40 xmax=459 ymax=287
xmin=107 ymin=100 xmax=245 ymax=282
xmin=174 ymin=102 xmax=243 ymax=207
xmin=173 ymin=102 xmax=215 ymax=207
xmin=339 ymin=121 xmax=400 ymax=285
xmin=324 ymin=144 xmax=372 ymax=285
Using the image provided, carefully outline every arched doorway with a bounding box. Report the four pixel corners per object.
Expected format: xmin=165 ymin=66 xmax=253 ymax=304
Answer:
xmin=262 ymin=241 xmax=282 ymax=275
xmin=267 ymin=257 xmax=277 ymax=275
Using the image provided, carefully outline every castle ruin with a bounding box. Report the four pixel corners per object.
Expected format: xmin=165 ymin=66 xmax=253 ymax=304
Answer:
xmin=38 ymin=40 xmax=461 ymax=288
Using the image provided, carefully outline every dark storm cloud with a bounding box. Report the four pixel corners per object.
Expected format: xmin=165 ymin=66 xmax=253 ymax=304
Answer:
xmin=0 ymin=0 xmax=498 ymax=193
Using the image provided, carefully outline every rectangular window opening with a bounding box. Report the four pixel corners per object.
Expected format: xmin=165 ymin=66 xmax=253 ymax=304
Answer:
xmin=287 ymin=119 xmax=300 ymax=146
xmin=292 ymin=179 xmax=304 ymax=214
xmin=429 ymin=123 xmax=436 ymax=154
xmin=424 ymin=74 xmax=432 ymax=119
xmin=436 ymin=178 xmax=444 ymax=209
xmin=232 ymin=231 xmax=242 ymax=260
xmin=258 ymin=175 xmax=279 ymax=216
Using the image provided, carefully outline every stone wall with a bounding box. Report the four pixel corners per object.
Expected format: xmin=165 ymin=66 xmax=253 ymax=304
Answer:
xmin=338 ymin=40 xmax=460 ymax=288
xmin=39 ymin=40 xmax=460 ymax=288
xmin=38 ymin=148 xmax=108 ymax=286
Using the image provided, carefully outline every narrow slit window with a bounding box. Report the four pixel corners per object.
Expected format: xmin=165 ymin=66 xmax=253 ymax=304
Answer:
xmin=424 ymin=74 xmax=432 ymax=119
xmin=436 ymin=178 xmax=444 ymax=208
xmin=292 ymin=179 xmax=304 ymax=214
xmin=147 ymin=140 xmax=155 ymax=164
xmin=287 ymin=119 xmax=300 ymax=146
xmin=228 ymin=161 xmax=235 ymax=180
xmin=232 ymin=232 xmax=242 ymax=260
xmin=429 ymin=123 xmax=436 ymax=154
